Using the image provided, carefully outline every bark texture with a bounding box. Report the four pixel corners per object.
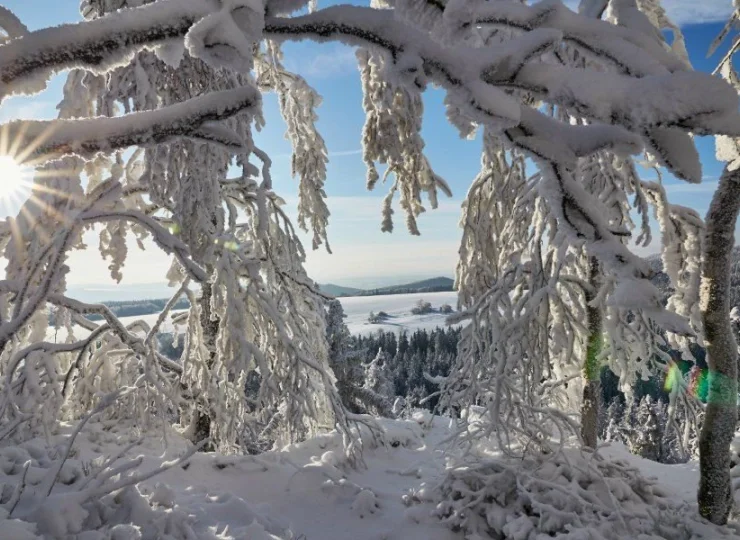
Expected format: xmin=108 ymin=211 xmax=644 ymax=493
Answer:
xmin=698 ymin=166 xmax=740 ymax=524
xmin=193 ymin=281 xmax=219 ymax=452
xmin=581 ymin=256 xmax=602 ymax=450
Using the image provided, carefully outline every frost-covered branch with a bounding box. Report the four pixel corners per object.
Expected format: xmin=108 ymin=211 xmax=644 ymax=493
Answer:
xmin=0 ymin=6 xmax=28 ymax=42
xmin=0 ymin=0 xmax=210 ymax=98
xmin=263 ymin=6 xmax=740 ymax=176
xmin=0 ymin=85 xmax=259 ymax=165
xmin=79 ymin=208 xmax=207 ymax=282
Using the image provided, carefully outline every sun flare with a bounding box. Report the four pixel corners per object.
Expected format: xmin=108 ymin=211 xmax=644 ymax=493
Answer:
xmin=0 ymin=155 xmax=28 ymax=200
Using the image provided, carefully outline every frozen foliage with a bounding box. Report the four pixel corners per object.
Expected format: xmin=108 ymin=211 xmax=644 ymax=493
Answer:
xmin=0 ymin=0 xmax=367 ymax=463
xmin=442 ymin=0 xmax=705 ymax=469
xmin=255 ymin=42 xmax=332 ymax=251
xmin=0 ymin=415 xmax=291 ymax=540
xmin=417 ymin=449 xmax=739 ymax=540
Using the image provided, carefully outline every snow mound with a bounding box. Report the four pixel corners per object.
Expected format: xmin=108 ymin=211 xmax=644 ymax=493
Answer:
xmin=350 ymin=488 xmax=380 ymax=518
xmin=3 ymin=414 xmax=738 ymax=539
xmin=415 ymin=450 xmax=740 ymax=540
xmin=0 ymin=420 xmax=291 ymax=540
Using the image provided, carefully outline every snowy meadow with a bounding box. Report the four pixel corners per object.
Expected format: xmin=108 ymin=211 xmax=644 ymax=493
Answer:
xmin=339 ymin=291 xmax=459 ymax=336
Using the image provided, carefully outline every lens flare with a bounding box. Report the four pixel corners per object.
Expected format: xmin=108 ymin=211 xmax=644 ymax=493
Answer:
xmin=0 ymin=155 xmax=28 ymax=200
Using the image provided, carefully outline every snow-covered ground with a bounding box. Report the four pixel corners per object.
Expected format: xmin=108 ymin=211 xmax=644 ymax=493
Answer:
xmin=338 ymin=291 xmax=459 ymax=336
xmin=4 ymin=413 xmax=737 ymax=539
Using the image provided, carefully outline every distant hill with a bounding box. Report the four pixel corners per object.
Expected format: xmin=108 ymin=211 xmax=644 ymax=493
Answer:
xmin=319 ymin=283 xmax=363 ymax=297
xmin=61 ymin=277 xmax=455 ymax=325
xmin=321 ymin=276 xmax=455 ymax=297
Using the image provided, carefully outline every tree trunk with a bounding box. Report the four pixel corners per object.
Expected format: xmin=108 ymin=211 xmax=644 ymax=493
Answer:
xmin=698 ymin=166 xmax=740 ymax=524
xmin=192 ymin=280 xmax=219 ymax=451
xmin=581 ymin=256 xmax=603 ymax=449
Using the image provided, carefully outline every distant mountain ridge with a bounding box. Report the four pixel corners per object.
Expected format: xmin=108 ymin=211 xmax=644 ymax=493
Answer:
xmin=319 ymin=284 xmax=363 ymax=297
xmin=320 ymin=276 xmax=454 ymax=297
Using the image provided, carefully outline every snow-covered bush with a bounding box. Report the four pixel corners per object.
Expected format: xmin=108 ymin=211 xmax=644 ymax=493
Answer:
xmin=410 ymin=300 xmax=433 ymax=316
xmin=0 ymin=393 xmax=290 ymax=540
xmin=415 ymin=451 xmax=738 ymax=540
xmin=368 ymin=311 xmax=390 ymax=324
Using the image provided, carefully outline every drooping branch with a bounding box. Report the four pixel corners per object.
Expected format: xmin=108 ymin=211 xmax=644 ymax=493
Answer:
xmin=263 ymin=7 xmax=740 ymax=167
xmin=78 ymin=208 xmax=208 ymax=282
xmin=0 ymin=0 xmax=209 ymax=98
xmin=1 ymin=85 xmax=260 ymax=165
xmin=4 ymin=4 xmax=738 ymax=178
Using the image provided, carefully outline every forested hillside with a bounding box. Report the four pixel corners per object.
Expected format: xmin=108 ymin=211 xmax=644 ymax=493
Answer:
xmin=320 ymin=277 xmax=454 ymax=297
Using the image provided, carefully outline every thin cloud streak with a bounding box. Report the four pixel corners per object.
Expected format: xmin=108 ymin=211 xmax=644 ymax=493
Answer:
xmin=329 ymin=149 xmax=363 ymax=157
xmin=270 ymin=148 xmax=363 ymax=159
xmin=562 ymin=0 xmax=731 ymax=26
xmin=284 ymin=44 xmax=358 ymax=79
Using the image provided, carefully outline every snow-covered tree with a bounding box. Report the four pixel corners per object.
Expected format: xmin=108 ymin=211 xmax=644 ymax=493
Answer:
xmin=325 ymin=300 xmax=394 ymax=416
xmin=627 ymin=395 xmax=661 ymax=461
xmin=602 ymin=399 xmax=625 ymax=443
xmin=0 ymin=0 xmax=366 ymax=461
xmin=362 ymin=348 xmax=395 ymax=416
xmin=0 ymin=0 xmax=738 ymax=527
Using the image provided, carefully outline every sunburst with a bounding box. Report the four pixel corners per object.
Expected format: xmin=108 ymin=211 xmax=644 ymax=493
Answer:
xmin=0 ymin=154 xmax=30 ymax=201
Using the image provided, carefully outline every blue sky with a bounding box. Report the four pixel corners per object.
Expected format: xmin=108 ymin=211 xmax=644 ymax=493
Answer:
xmin=0 ymin=1 xmax=737 ymax=298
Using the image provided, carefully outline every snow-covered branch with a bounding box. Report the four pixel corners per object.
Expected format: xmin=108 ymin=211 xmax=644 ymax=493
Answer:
xmin=263 ymin=6 xmax=740 ymax=181
xmin=1 ymin=86 xmax=259 ymax=165
xmin=0 ymin=6 xmax=28 ymax=42
xmin=79 ymin=208 xmax=207 ymax=282
xmin=0 ymin=0 xmax=210 ymax=98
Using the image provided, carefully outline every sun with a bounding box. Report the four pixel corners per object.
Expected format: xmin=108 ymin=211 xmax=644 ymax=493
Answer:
xmin=0 ymin=155 xmax=29 ymax=200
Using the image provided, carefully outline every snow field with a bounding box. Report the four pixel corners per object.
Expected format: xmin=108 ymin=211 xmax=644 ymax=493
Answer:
xmin=337 ymin=291 xmax=459 ymax=336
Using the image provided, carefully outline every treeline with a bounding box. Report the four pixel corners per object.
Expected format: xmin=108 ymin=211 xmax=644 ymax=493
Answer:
xmin=598 ymin=394 xmax=700 ymax=464
xmin=350 ymin=326 xmax=462 ymax=409
xmin=357 ymin=284 xmax=453 ymax=297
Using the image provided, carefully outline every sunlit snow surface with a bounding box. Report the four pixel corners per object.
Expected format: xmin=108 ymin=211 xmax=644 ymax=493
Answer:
xmin=337 ymin=291 xmax=460 ymax=336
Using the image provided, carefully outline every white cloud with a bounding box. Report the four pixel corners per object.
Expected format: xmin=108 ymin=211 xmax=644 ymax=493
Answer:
xmin=562 ymin=0 xmax=731 ymax=26
xmin=662 ymin=180 xmax=720 ymax=194
xmin=660 ymin=1 xmax=734 ymax=26
xmin=329 ymin=149 xmax=363 ymax=157
xmin=304 ymin=239 xmax=459 ymax=283
xmin=285 ymin=45 xmax=358 ymax=79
